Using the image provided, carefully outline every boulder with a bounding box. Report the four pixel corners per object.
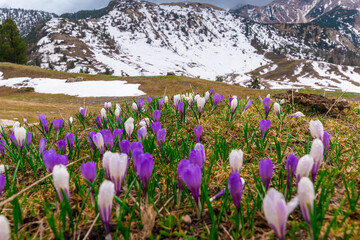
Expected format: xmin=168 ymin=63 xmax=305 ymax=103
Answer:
xmin=66 ymin=77 xmax=84 ymax=83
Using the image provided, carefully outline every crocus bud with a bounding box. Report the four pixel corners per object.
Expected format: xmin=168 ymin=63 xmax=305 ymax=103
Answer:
xmin=177 ymin=159 xmax=190 ymax=190
xmin=180 ymin=163 xmax=202 ymax=216
xmin=263 ymin=188 xmax=298 ymax=240
xmin=189 ymin=144 xmax=205 ymax=168
xmin=102 ymin=151 xmax=113 ymax=179
xmin=120 ymin=140 xmax=131 ymax=155
xmin=197 ymin=97 xmax=206 ymax=118
xmin=58 ymin=140 xmax=66 ymax=154
xmin=23 ymin=118 xmax=28 ymax=126
xmin=96 ymin=116 xmax=103 ymax=129
xmin=53 ymin=164 xmax=70 ymax=202
xmin=229 ymin=149 xmax=243 ymax=175
xmin=14 ymin=127 xmax=26 ymax=151
xmin=147 ymin=97 xmax=152 ymax=106
xmin=137 ymin=126 xmax=147 ymax=141
xmin=65 ymin=133 xmax=75 ymax=150
xmin=69 ymin=117 xmax=73 ymax=125
xmin=151 ymin=122 xmax=161 ymax=135
xmin=132 ymin=102 xmax=138 ymax=114
xmin=0 ymin=215 xmax=10 ymax=240
xmin=136 ymin=153 xmax=154 ymax=193
xmin=115 ymin=108 xmax=121 ymax=118
xmin=286 ymin=154 xmax=298 ymax=189
xmin=153 ymin=110 xmax=161 ymax=122
xmin=39 ymin=138 xmax=46 ymax=156
xmin=80 ymin=107 xmax=86 ymax=119
xmin=174 ymin=94 xmax=180 ymax=110
xmin=310 ymin=139 xmax=324 ymax=182
xmin=212 ymin=93 xmax=224 ymax=108
xmin=38 ymin=114 xmax=49 ymax=133
xmin=194 ymin=125 xmax=202 ymax=143
xmin=157 ymin=128 xmax=167 ymax=150
xmin=125 ymin=118 xmax=134 ymax=139
xmin=260 ymin=119 xmax=271 ymax=137
xmin=109 ymin=153 xmax=128 ymax=197
xmin=274 ymin=102 xmax=281 ymax=117
xmin=296 ymin=155 xmax=314 ymax=184
xmin=103 ymin=133 xmax=114 ymax=150
xmin=178 ymin=102 xmax=185 ymax=117
xmin=52 ymin=119 xmax=64 ymax=134
xmin=100 ymin=108 xmax=107 ymax=120
xmin=81 ymin=161 xmax=97 ymax=185
xmin=87 ymin=131 xmax=96 ymax=151
xmin=262 ymin=97 xmax=271 ymax=115
xmin=159 ymin=99 xmax=164 ymax=110
xmin=280 ymin=99 xmax=285 ymax=104
xmin=228 ymin=173 xmax=245 ymax=213
xmin=298 ymin=177 xmax=315 ymax=226
xmin=0 ymin=173 xmax=5 ymax=198
xmin=43 ymin=149 xmax=69 ymax=173
xmin=26 ymin=132 xmax=32 ymax=151
xmin=164 ymin=96 xmax=169 ymax=104
xmin=266 ymin=94 xmax=270 ymax=98
xmin=243 ymin=100 xmax=252 ymax=113
xmin=259 ymin=158 xmax=273 ymax=191
xmin=230 ymin=98 xmax=237 ymax=116
xmin=290 ymin=111 xmax=305 ymax=117
xmin=98 ymin=180 xmax=115 ymax=239
xmin=309 ymin=120 xmax=323 ymax=140
xmin=323 ymin=132 xmax=331 ymax=159
xmin=137 ymin=98 xmax=144 ymax=111
xmin=93 ymin=132 xmax=105 ymax=154
xmin=204 ymin=91 xmax=210 ymax=102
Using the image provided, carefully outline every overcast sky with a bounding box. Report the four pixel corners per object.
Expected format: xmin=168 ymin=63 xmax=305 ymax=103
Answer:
xmin=0 ymin=0 xmax=272 ymax=14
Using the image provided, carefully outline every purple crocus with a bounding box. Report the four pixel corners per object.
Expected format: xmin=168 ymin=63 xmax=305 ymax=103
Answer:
xmin=58 ymin=140 xmax=66 ymax=154
xmin=0 ymin=140 xmax=5 ymax=160
xmin=26 ymin=132 xmax=32 ymax=151
xmin=259 ymin=158 xmax=273 ymax=191
xmin=210 ymin=88 xmax=214 ymax=94
xmin=0 ymin=173 xmax=5 ymax=198
xmin=132 ymin=148 xmax=144 ymax=173
xmin=113 ymin=129 xmax=123 ymax=141
xmin=157 ymin=128 xmax=167 ymax=150
xmin=65 ymin=133 xmax=75 ymax=150
xmin=93 ymin=133 xmax=105 ymax=154
xmin=80 ymin=107 xmax=86 ymax=119
xmin=53 ymin=119 xmax=64 ymax=134
xmin=136 ymin=153 xmax=154 ymax=196
xmin=180 ymin=163 xmax=202 ymax=217
xmin=159 ymin=99 xmax=164 ymax=110
xmin=138 ymin=98 xmax=144 ymax=111
xmin=260 ymin=119 xmax=271 ymax=137
xmin=120 ymin=140 xmax=131 ymax=155
xmin=286 ymin=154 xmax=298 ymax=191
xmin=189 ymin=143 xmax=205 ymax=168
xmin=100 ymin=129 xmax=112 ymax=136
xmin=137 ymin=127 xmax=147 ymax=142
xmin=39 ymin=138 xmax=46 ymax=156
xmin=177 ymin=159 xmax=190 ymax=191
xmin=38 ymin=114 xmax=49 ymax=133
xmin=262 ymin=97 xmax=271 ymax=115
xmin=130 ymin=141 xmax=143 ymax=153
xmin=81 ymin=161 xmax=97 ymax=184
xmin=323 ymin=132 xmax=331 ymax=159
xmin=87 ymin=131 xmax=97 ymax=151
xmin=43 ymin=149 xmax=69 ymax=173
xmin=228 ymin=173 xmax=244 ymax=213
xmin=153 ymin=110 xmax=161 ymax=122
xmin=151 ymin=122 xmax=161 ymax=135
xmin=147 ymin=96 xmax=152 ymax=106
xmin=103 ymin=133 xmax=114 ymax=151
xmin=212 ymin=93 xmax=224 ymax=108
xmin=243 ymin=100 xmax=252 ymax=113
xmin=116 ymin=117 xmax=122 ymax=126
xmin=194 ymin=125 xmax=202 ymax=143
xmin=96 ymin=116 xmax=103 ymax=129
xmin=178 ymin=102 xmax=185 ymax=118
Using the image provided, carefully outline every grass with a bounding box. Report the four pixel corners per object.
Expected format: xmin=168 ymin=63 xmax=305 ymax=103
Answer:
xmin=0 ymin=88 xmax=359 ymax=239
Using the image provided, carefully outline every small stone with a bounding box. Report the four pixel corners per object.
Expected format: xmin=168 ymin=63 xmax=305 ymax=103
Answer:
xmin=181 ymin=215 xmax=192 ymax=225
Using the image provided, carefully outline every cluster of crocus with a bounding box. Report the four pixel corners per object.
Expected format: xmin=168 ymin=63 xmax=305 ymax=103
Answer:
xmin=52 ymin=164 xmax=70 ymax=202
xmin=43 ymin=149 xmax=69 ymax=173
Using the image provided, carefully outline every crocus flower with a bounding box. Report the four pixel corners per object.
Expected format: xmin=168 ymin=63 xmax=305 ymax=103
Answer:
xmin=109 ymin=153 xmax=128 ymax=197
xmin=132 ymin=103 xmax=138 ymax=114
xmin=137 ymin=127 xmax=147 ymax=141
xmin=286 ymin=154 xmax=298 ymax=190
xmin=230 ymin=97 xmax=238 ymax=116
xmin=69 ymin=117 xmax=73 ymax=127
xmin=323 ymin=132 xmax=331 ymax=159
xmin=151 ymin=122 xmax=161 ymax=135
xmin=159 ymin=99 xmax=164 ymax=110
xmin=0 ymin=140 xmax=5 ymax=159
xmin=298 ymin=177 xmax=315 ymax=226
xmin=164 ymin=96 xmax=169 ymax=105
xmin=10 ymin=134 xmax=16 ymax=147
xmin=53 ymin=164 xmax=70 ymax=202
xmin=280 ymin=99 xmax=285 ymax=104
xmin=58 ymin=140 xmax=66 ymax=154
xmin=43 ymin=149 xmax=69 ymax=173
xmin=65 ymin=133 xmax=75 ymax=150
xmin=100 ymin=108 xmax=107 ymax=120
xmin=177 ymin=159 xmax=190 ymax=192
xmin=14 ymin=127 xmax=26 ymax=151
xmin=210 ymin=88 xmax=213 ymax=94
xmin=309 ymin=120 xmax=324 ymax=140
xmin=102 ymin=151 xmax=113 ymax=179
xmin=136 ymin=153 xmax=154 ymax=194
xmin=103 ymin=133 xmax=114 ymax=151
xmin=174 ymin=94 xmax=180 ymax=110
xmin=157 ymin=128 xmax=167 ymax=150
xmin=23 ymin=118 xmax=28 ymax=126
xmin=197 ymin=97 xmax=206 ymax=118
xmin=194 ymin=125 xmax=202 ymax=143
xmin=152 ymin=110 xmax=161 ymax=122
xmin=260 ymin=119 xmax=271 ymax=137
xmin=120 ymin=140 xmax=131 ymax=155
xmin=0 ymin=173 xmax=5 ymax=198
xmin=115 ymin=108 xmax=121 ymax=118
xmin=38 ymin=114 xmax=49 ymax=133
xmin=0 ymin=215 xmax=10 ymax=240
xmin=80 ymin=107 xmax=86 ymax=119
xmin=93 ymin=132 xmax=105 ymax=154
xmin=116 ymin=117 xmax=122 ymax=126
xmin=180 ymin=164 xmax=202 ymax=216
xmin=124 ymin=118 xmax=134 ymax=139
xmin=0 ymin=165 xmax=6 ymax=174
xmin=204 ymin=91 xmax=210 ymax=102
xmin=87 ymin=131 xmax=97 ymax=151
xmin=39 ymin=138 xmax=47 ymax=156
xmin=210 ymin=189 xmax=225 ymax=202
xmin=137 ymin=98 xmax=144 ymax=111
xmin=290 ymin=111 xmax=305 ymax=117
xmin=132 ymin=148 xmax=144 ymax=173
xmin=229 ymin=149 xmax=243 ymax=175
xmin=147 ymin=96 xmax=152 ymax=107
xmin=243 ymin=100 xmax=252 ymax=113
xmin=213 ymin=93 xmax=223 ymax=108
xmin=228 ymin=173 xmax=245 ymax=213
xmin=26 ymin=132 xmax=32 ymax=150
xmin=104 ymin=102 xmax=111 ymax=110
xmin=262 ymin=97 xmax=271 ymax=116
xmin=274 ymin=102 xmax=281 ymax=117
xmin=98 ymin=180 xmax=115 ymax=239
xmin=53 ymin=119 xmax=64 ymax=134
xmin=310 ymin=139 xmax=324 ymax=182
xmin=96 ymin=116 xmax=103 ymax=129
xmin=138 ymin=118 xmax=150 ymax=128
xmin=100 ymin=129 xmax=112 ymax=136
xmin=259 ymin=158 xmax=273 ymax=191
xmin=12 ymin=122 xmax=20 ymax=133
xmin=113 ymin=129 xmax=123 ymax=141
xmin=178 ymin=102 xmax=185 ymax=118
xmin=263 ymin=188 xmax=298 ymax=240
xmin=81 ymin=161 xmax=97 ymax=184
xmin=295 ymin=155 xmax=314 ymax=184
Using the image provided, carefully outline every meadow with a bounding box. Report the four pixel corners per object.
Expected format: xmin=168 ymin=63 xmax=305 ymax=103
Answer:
xmin=0 ymin=85 xmax=359 ymax=239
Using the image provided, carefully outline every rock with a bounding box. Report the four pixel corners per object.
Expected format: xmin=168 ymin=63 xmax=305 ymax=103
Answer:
xmin=273 ymin=91 xmax=351 ymax=115
xmin=66 ymin=77 xmax=84 ymax=83
xmin=181 ymin=215 xmax=192 ymax=225
xmin=166 ymin=72 xmax=175 ymax=76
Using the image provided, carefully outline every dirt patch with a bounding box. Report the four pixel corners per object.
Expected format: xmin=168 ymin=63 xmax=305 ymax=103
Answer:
xmin=274 ymin=91 xmax=351 ymax=115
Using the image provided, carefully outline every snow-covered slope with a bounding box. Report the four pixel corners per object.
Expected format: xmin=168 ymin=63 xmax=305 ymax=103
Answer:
xmin=0 ymin=8 xmax=55 ymax=37
xmin=27 ymin=0 xmax=360 ymax=87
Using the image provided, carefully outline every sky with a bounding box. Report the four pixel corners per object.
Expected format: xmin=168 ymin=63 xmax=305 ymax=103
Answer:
xmin=0 ymin=0 xmax=272 ymax=14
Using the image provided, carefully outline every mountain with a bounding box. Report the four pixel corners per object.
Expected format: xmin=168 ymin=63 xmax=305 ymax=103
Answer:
xmin=0 ymin=8 xmax=55 ymax=37
xmin=25 ymin=0 xmax=360 ymax=88
xmin=232 ymin=0 xmax=360 ymax=23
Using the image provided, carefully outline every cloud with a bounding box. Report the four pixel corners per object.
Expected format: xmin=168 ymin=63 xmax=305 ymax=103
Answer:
xmin=0 ymin=0 xmax=272 ymax=14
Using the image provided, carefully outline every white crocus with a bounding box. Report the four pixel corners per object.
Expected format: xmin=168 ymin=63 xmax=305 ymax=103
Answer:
xmin=132 ymin=103 xmax=138 ymax=113
xmin=164 ymin=96 xmax=169 ymax=104
xmin=274 ymin=102 xmax=281 ymax=116
xmin=14 ymin=127 xmax=26 ymax=149
xmin=230 ymin=98 xmax=238 ymax=114
xmin=0 ymin=215 xmax=11 ymax=240
xmin=53 ymin=164 xmax=70 ymax=202
xmin=124 ymin=117 xmax=134 ymax=138
xmin=298 ymin=177 xmax=315 ymax=225
xmin=100 ymin=108 xmax=107 ymax=120
xmin=295 ymin=155 xmax=314 ymax=184
xmin=204 ymin=91 xmax=210 ymax=102
xmin=310 ymin=120 xmax=324 ymax=140
xmin=229 ymin=149 xmax=243 ymax=175
xmin=115 ymin=108 xmax=121 ymax=118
